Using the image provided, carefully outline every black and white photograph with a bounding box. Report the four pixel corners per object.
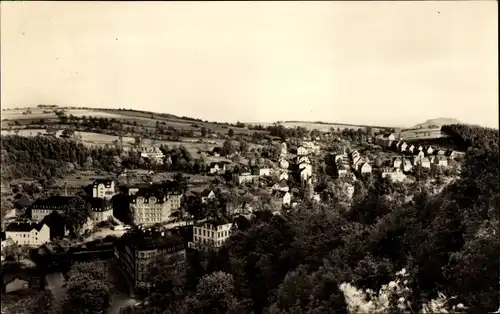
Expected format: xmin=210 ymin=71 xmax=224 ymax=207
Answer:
xmin=0 ymin=1 xmax=498 ymax=313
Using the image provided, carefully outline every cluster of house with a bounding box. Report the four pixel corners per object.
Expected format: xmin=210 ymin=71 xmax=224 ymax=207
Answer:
xmin=2 ymin=179 xmax=117 ymax=248
xmin=127 ymin=146 xmax=165 ymax=164
xmin=274 ymin=142 xmax=293 ymax=206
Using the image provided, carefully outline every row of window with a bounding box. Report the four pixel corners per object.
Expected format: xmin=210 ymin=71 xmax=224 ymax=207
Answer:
xmin=194 ymin=228 xmax=230 ymax=238
xmin=193 ymin=236 xmax=224 ymax=247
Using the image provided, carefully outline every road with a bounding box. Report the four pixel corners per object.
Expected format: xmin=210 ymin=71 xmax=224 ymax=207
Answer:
xmin=45 ymin=272 xmax=66 ymax=302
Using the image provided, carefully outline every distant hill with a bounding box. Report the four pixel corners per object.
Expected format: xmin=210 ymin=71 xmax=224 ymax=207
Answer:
xmin=412 ymin=118 xmax=461 ymax=129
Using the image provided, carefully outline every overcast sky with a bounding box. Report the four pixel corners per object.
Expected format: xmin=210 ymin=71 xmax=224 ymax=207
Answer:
xmin=1 ymin=1 xmax=498 ymax=128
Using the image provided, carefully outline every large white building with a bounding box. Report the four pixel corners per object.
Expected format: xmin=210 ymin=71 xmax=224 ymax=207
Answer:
xmin=92 ymin=179 xmax=116 ymax=199
xmin=189 ymin=220 xmax=233 ymax=251
xmin=5 ymin=221 xmax=50 ymax=247
xmin=129 ymin=187 xmax=181 ymax=225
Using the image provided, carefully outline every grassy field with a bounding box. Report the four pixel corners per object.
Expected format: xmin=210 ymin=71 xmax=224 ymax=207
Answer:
xmin=258 ymin=121 xmax=395 ymax=132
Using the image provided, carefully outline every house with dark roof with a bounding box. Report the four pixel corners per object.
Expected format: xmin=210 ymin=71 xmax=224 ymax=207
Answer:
xmin=273 ymin=190 xmax=291 ymax=206
xmin=189 ymin=218 xmax=233 ymax=252
xmin=1 ymin=261 xmax=42 ymax=294
xmin=31 ymin=196 xmax=77 ymax=222
xmin=5 ymin=221 xmax=50 ymax=247
xmin=87 ymin=197 xmax=113 ymax=223
xmin=92 ymin=179 xmax=116 ymax=199
xmin=114 ymin=229 xmax=185 ymax=292
xmin=201 ymin=189 xmax=216 ymax=203
xmin=209 ymin=161 xmax=230 ymax=175
xmin=445 ymin=150 xmax=465 ymax=160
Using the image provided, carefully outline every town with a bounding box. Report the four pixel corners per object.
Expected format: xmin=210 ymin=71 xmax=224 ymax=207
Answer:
xmin=1 ymin=109 xmax=473 ymax=313
xmin=1 ymin=2 xmax=497 ymax=313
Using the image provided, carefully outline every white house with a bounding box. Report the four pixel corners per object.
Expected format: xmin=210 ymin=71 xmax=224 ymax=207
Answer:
xmin=383 ymin=133 xmax=396 ymax=147
xmin=400 ymin=142 xmax=408 ymax=152
xmin=92 ymin=179 xmax=116 ymax=200
xmin=209 ymin=162 xmax=228 ymax=175
xmin=381 ymin=168 xmax=407 ymax=182
xmin=434 ymin=156 xmax=448 ymax=167
xmin=415 ymin=151 xmax=425 ymax=160
xmin=360 ymin=162 xmax=372 ymax=174
xmin=298 ymin=156 xmax=311 ymax=164
xmin=281 ymin=142 xmax=287 ymax=152
xmin=402 ymin=159 xmax=413 ymax=172
xmin=201 ymin=190 xmax=216 ymax=203
xmin=279 ymin=172 xmax=289 ymax=181
xmin=233 ymin=173 xmax=258 ymax=185
xmin=425 ymin=146 xmax=434 ymax=156
xmin=393 ymin=158 xmax=403 ymax=169
xmin=353 ymin=158 xmax=364 ymax=171
xmin=344 ymin=183 xmax=355 ymax=200
xmin=279 ymin=159 xmax=289 ymax=169
xmin=275 ymin=191 xmax=291 ymax=206
xmin=259 ymin=168 xmax=272 ymax=177
xmin=189 ymin=220 xmax=233 ymax=251
xmin=89 ymin=197 xmax=114 ymax=223
xmin=420 ymin=157 xmax=431 ymax=168
xmin=297 ymin=146 xmax=308 ymax=156
xmin=408 ymin=145 xmax=415 ymax=153
xmin=5 ymin=222 xmax=50 ymax=247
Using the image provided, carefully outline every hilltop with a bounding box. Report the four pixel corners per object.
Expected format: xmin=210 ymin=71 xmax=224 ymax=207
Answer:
xmin=412 ymin=118 xmax=461 ymax=129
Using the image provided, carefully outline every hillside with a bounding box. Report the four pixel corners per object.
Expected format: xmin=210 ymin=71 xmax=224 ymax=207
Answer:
xmin=412 ymin=118 xmax=461 ymax=129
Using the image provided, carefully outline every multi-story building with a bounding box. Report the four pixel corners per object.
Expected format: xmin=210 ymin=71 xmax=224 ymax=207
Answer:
xmin=92 ymin=179 xmax=116 ymax=199
xmin=128 ymin=182 xmax=182 ymax=224
xmin=5 ymin=221 xmax=50 ymax=247
xmin=88 ymin=197 xmax=114 ymax=223
xmin=130 ymin=189 xmax=172 ymax=226
xmin=31 ymin=196 xmax=78 ymax=222
xmin=188 ymin=219 xmax=233 ymax=251
xmin=114 ymin=228 xmax=185 ymax=292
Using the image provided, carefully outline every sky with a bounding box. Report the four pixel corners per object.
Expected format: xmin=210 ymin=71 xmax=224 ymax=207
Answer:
xmin=1 ymin=1 xmax=498 ymax=128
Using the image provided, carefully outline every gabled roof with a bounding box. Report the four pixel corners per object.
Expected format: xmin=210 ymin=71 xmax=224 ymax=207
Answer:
xmin=6 ymin=221 xmax=46 ymax=233
xmin=201 ymin=189 xmax=215 ymax=197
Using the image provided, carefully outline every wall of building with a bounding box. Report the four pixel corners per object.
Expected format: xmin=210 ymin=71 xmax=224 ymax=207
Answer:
xmin=6 ymin=225 xmax=50 ymax=247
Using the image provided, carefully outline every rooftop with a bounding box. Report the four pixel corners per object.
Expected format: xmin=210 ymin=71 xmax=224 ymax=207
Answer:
xmin=86 ymin=197 xmax=111 ymax=210
xmin=5 ymin=221 xmax=46 ymax=232
xmin=32 ymin=196 xmax=78 ymax=208
xmin=93 ymin=179 xmax=114 ymax=186
xmin=119 ymin=229 xmax=184 ymax=251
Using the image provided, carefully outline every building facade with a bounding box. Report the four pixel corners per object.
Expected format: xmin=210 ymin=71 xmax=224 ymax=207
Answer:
xmin=31 ymin=196 xmax=78 ymax=222
xmin=188 ymin=220 xmax=233 ymax=251
xmin=5 ymin=222 xmax=50 ymax=247
xmin=114 ymin=229 xmax=185 ymax=292
xmin=88 ymin=197 xmax=114 ymax=223
xmin=92 ymin=179 xmax=116 ymax=199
